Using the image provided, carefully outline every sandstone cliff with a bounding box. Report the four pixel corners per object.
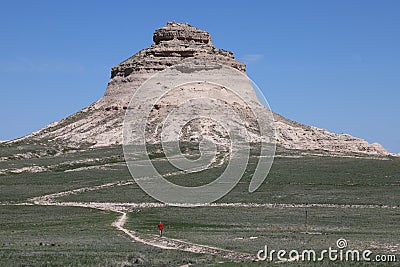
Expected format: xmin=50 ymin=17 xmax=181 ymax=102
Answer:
xmin=15 ymin=22 xmax=390 ymax=156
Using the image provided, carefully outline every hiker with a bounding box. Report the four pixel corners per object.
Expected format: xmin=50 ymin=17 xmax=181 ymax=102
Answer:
xmin=158 ymin=221 xmax=164 ymax=237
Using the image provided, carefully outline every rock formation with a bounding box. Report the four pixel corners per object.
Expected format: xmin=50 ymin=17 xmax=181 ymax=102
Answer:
xmin=101 ymin=22 xmax=245 ymax=107
xmin=15 ymin=22 xmax=390 ymax=156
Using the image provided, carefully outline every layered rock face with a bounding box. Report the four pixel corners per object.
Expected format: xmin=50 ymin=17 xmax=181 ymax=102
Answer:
xmin=18 ymin=22 xmax=390 ymax=155
xmin=99 ymin=22 xmax=245 ymax=107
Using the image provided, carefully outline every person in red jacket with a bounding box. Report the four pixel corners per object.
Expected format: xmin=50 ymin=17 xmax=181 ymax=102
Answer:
xmin=158 ymin=221 xmax=164 ymax=237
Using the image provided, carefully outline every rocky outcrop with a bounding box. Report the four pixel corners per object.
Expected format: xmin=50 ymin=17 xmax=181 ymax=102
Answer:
xmin=273 ymin=114 xmax=388 ymax=154
xmin=103 ymin=22 xmax=245 ymax=107
xmin=153 ymin=22 xmax=211 ymax=45
xmin=13 ymin=22 xmax=393 ymax=156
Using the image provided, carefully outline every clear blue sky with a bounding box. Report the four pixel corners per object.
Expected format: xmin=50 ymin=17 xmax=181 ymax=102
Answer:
xmin=1 ymin=1 xmax=399 ymax=153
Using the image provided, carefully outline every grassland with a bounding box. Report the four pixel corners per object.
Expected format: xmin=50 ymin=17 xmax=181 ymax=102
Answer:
xmin=0 ymin=141 xmax=399 ymax=266
xmin=0 ymin=205 xmax=217 ymax=266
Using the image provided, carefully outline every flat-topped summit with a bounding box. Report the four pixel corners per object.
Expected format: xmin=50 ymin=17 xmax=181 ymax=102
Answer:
xmin=104 ymin=22 xmax=246 ymax=107
xmin=153 ymin=22 xmax=212 ymax=45
xmin=109 ymin=22 xmax=245 ymax=83
xmin=13 ymin=22 xmax=392 ymax=156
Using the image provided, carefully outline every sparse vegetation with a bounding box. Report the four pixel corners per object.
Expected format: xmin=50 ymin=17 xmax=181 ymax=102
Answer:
xmin=0 ymin=143 xmax=399 ymax=265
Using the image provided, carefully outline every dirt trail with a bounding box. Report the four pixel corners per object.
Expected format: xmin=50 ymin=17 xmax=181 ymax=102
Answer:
xmin=26 ymin=182 xmax=255 ymax=261
xmin=29 ymin=180 xmax=136 ymax=205
xmin=112 ymin=210 xmax=254 ymax=260
xmin=4 ymin=179 xmax=395 ymax=261
xmin=28 ymin=180 xmax=400 ymax=210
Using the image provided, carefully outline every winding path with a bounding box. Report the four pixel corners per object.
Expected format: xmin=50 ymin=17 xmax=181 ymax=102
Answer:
xmin=26 ymin=181 xmax=255 ymax=261
xmin=4 ymin=180 xmax=398 ymax=261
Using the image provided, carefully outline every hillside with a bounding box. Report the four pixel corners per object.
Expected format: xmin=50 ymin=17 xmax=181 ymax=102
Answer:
xmin=9 ymin=22 xmax=391 ymax=156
